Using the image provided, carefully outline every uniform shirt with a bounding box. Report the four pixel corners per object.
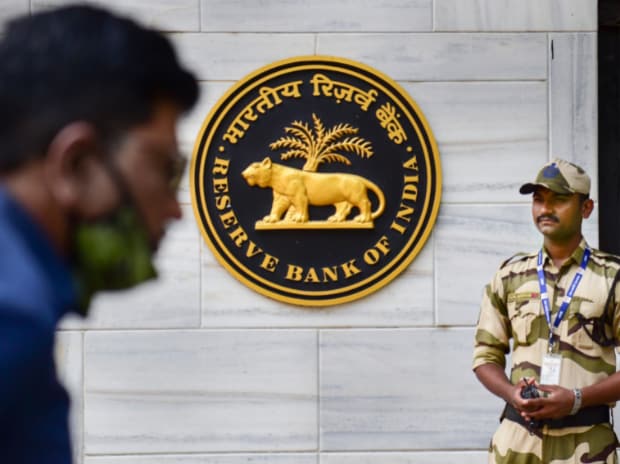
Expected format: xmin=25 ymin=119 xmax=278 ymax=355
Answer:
xmin=0 ymin=186 xmax=78 ymax=463
xmin=474 ymin=238 xmax=620 ymax=391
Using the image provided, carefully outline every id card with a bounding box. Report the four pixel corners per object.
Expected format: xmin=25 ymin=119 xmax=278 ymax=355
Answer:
xmin=540 ymin=353 xmax=562 ymax=385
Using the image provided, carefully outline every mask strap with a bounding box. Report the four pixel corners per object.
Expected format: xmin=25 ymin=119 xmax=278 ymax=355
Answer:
xmin=99 ymin=156 xmax=153 ymax=242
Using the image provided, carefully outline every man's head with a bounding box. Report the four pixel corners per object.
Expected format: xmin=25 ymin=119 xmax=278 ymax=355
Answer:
xmin=520 ymin=158 xmax=594 ymax=244
xmin=0 ymin=5 xmax=198 ymax=171
xmin=0 ymin=5 xmax=199 ymax=310
xmin=0 ymin=5 xmax=198 ymax=246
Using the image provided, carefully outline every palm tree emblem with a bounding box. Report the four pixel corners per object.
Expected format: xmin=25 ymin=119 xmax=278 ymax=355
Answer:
xmin=269 ymin=113 xmax=374 ymax=171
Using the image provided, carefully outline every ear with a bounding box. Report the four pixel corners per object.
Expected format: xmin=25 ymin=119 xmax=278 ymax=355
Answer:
xmin=261 ymin=157 xmax=272 ymax=167
xmin=582 ymin=198 xmax=594 ymax=219
xmin=43 ymin=122 xmax=119 ymax=217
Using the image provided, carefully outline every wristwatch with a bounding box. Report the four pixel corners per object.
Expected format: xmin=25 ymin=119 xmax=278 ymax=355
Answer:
xmin=570 ymin=388 xmax=582 ymax=415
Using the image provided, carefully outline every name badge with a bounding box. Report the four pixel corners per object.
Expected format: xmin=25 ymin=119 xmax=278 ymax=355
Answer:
xmin=540 ymin=353 xmax=562 ymax=385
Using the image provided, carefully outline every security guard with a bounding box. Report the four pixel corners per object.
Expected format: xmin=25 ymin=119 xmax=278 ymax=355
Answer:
xmin=474 ymin=159 xmax=620 ymax=463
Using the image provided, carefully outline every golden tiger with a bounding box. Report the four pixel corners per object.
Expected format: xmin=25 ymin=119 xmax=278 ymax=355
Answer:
xmin=241 ymin=157 xmax=385 ymax=223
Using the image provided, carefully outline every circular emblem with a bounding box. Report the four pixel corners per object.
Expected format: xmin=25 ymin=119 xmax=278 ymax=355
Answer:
xmin=191 ymin=56 xmax=441 ymax=306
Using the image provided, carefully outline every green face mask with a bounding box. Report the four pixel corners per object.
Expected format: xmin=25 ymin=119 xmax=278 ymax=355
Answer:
xmin=69 ymin=146 xmax=187 ymax=315
xmin=71 ymin=204 xmax=157 ymax=316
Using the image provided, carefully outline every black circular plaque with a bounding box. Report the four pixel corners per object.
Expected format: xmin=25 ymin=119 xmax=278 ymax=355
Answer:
xmin=191 ymin=56 xmax=441 ymax=306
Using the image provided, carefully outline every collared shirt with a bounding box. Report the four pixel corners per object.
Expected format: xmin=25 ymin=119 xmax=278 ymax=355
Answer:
xmin=0 ymin=186 xmax=78 ymax=463
xmin=474 ymin=238 xmax=620 ymax=390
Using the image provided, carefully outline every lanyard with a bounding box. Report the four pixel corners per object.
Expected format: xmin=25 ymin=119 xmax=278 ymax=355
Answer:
xmin=536 ymin=246 xmax=590 ymax=352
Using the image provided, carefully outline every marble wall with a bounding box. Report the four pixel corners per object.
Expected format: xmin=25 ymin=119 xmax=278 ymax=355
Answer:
xmin=0 ymin=0 xmax=598 ymax=462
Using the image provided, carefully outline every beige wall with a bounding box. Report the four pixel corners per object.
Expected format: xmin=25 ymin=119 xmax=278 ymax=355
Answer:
xmin=0 ymin=1 xmax=598 ymax=463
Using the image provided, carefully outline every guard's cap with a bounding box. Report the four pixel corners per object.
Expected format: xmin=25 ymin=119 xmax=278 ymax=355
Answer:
xmin=519 ymin=158 xmax=590 ymax=196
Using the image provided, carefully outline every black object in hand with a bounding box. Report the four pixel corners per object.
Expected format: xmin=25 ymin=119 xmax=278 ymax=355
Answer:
xmin=520 ymin=382 xmax=541 ymax=431
xmin=520 ymin=383 xmax=540 ymax=399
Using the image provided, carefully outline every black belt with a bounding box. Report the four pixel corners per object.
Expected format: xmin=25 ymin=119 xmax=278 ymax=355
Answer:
xmin=503 ymin=403 xmax=610 ymax=430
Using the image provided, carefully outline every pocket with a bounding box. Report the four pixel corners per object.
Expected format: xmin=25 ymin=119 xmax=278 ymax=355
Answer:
xmin=566 ymin=314 xmax=594 ymax=350
xmin=565 ymin=298 xmax=606 ymax=350
xmin=507 ymin=294 xmax=541 ymax=345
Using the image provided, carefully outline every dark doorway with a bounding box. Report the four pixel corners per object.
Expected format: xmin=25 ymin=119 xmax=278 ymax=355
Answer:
xmin=599 ymin=0 xmax=620 ymax=254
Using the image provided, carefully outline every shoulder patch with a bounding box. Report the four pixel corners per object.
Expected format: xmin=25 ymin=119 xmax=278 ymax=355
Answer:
xmin=590 ymin=248 xmax=620 ymax=267
xmin=500 ymin=252 xmax=531 ymax=269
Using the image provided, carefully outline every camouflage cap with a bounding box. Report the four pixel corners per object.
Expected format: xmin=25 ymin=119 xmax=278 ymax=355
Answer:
xmin=519 ymin=158 xmax=590 ymax=196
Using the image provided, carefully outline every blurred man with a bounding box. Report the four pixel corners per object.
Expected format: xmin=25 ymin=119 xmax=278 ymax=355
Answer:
xmin=474 ymin=159 xmax=620 ymax=463
xmin=0 ymin=5 xmax=198 ymax=463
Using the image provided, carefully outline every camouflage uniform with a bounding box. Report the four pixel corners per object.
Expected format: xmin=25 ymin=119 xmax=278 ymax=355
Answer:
xmin=474 ymin=239 xmax=620 ymax=463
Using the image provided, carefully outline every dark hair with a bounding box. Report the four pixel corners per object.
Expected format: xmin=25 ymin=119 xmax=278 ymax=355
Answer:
xmin=0 ymin=5 xmax=199 ymax=172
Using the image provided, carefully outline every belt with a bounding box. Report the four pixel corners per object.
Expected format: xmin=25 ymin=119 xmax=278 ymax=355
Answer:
xmin=503 ymin=403 xmax=610 ymax=430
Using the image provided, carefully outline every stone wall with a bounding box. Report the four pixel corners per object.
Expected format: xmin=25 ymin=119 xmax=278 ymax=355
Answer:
xmin=1 ymin=1 xmax=598 ymax=462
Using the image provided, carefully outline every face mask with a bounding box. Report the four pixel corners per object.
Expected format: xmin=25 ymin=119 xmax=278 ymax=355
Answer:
xmin=69 ymin=142 xmax=187 ymax=315
xmin=71 ymin=204 xmax=157 ymax=315
xmin=70 ymin=149 xmax=162 ymax=315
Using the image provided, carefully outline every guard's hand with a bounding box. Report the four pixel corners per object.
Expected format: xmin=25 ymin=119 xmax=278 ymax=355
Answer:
xmin=521 ymin=383 xmax=574 ymax=421
xmin=511 ymin=377 xmax=541 ymax=413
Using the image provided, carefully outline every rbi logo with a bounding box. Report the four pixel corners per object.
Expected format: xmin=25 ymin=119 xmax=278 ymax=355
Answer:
xmin=191 ymin=56 xmax=441 ymax=306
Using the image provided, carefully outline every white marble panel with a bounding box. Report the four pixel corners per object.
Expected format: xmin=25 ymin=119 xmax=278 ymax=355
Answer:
xmin=436 ymin=204 xmax=523 ymax=327
xmin=179 ymin=82 xmax=231 ymax=153
xmin=201 ymin=237 xmax=434 ymax=328
xmin=317 ymin=33 xmax=547 ymax=81
xmin=403 ymin=81 xmax=547 ymax=203
xmin=0 ymin=0 xmax=28 ymax=31
xmin=84 ymin=330 xmax=317 ymax=453
xmin=86 ymin=454 xmax=317 ymax=464
xmin=549 ymin=33 xmax=598 ymax=201
xmin=32 ymin=0 xmax=200 ymax=31
xmin=435 ymin=203 xmax=599 ymax=326
xmin=170 ymin=33 xmax=315 ymax=81
xmin=321 ymin=452 xmax=487 ymax=464
xmin=179 ymin=81 xmax=232 ymax=205
xmin=320 ymin=328 xmax=502 ymax=450
xmin=61 ymin=205 xmax=200 ymax=330
xmin=55 ymin=331 xmax=83 ymax=464
xmin=434 ymin=0 xmax=596 ymax=32
xmin=201 ymin=0 xmax=432 ymax=32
